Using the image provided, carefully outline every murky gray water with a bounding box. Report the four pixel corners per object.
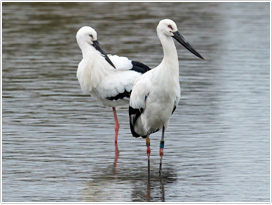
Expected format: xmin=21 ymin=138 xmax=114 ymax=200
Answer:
xmin=2 ymin=2 xmax=270 ymax=202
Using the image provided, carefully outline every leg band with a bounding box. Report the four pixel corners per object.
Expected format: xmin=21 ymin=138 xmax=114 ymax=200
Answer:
xmin=160 ymin=141 xmax=164 ymax=148
xmin=146 ymin=138 xmax=150 ymax=147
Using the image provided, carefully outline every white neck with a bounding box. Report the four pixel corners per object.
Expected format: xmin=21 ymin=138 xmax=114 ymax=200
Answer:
xmin=77 ymin=41 xmax=112 ymax=93
xmin=157 ymin=32 xmax=179 ymax=79
xmin=79 ymin=43 xmax=96 ymax=59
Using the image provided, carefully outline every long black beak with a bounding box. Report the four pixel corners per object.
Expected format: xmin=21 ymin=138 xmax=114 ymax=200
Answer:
xmin=92 ymin=40 xmax=116 ymax=68
xmin=172 ymin=31 xmax=205 ymax=60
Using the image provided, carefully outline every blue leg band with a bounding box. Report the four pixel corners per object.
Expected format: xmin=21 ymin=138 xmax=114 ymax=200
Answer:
xmin=160 ymin=141 xmax=165 ymax=148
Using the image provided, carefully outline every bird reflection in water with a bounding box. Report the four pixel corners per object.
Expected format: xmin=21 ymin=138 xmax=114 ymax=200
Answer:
xmin=146 ymin=179 xmax=151 ymax=202
xmin=160 ymin=177 xmax=165 ymax=202
xmin=82 ymin=146 xmax=176 ymax=202
xmin=146 ymin=171 xmax=166 ymax=202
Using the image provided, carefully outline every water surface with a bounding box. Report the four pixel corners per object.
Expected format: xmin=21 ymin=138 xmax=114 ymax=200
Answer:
xmin=2 ymin=2 xmax=270 ymax=202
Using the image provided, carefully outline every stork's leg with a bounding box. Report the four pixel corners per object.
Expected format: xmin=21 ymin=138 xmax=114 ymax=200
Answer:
xmin=114 ymin=142 xmax=119 ymax=174
xmin=159 ymin=126 xmax=165 ymax=176
xmin=146 ymin=135 xmax=151 ymax=178
xmin=112 ymin=107 xmax=119 ymax=144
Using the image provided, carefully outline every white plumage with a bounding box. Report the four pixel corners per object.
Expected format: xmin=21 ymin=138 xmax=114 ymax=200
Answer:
xmin=129 ymin=19 xmax=204 ymax=176
xmin=76 ymin=26 xmax=150 ymax=143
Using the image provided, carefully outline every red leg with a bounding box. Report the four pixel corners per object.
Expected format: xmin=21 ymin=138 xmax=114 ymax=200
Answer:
xmin=159 ymin=143 xmax=164 ymax=176
xmin=114 ymin=142 xmax=119 ymax=176
xmin=146 ymin=136 xmax=151 ymax=178
xmin=112 ymin=107 xmax=119 ymax=144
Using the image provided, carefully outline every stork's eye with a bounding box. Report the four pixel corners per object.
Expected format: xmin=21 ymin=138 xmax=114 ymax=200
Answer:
xmin=89 ymin=34 xmax=93 ymax=39
xmin=168 ymin=25 xmax=173 ymax=30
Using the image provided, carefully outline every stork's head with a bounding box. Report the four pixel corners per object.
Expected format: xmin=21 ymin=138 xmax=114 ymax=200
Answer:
xmin=157 ymin=19 xmax=178 ymax=37
xmin=76 ymin=26 xmax=116 ymax=68
xmin=157 ymin=19 xmax=205 ymax=60
xmin=76 ymin=26 xmax=97 ymax=47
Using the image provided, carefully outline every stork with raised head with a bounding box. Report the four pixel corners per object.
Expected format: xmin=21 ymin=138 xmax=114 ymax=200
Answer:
xmin=76 ymin=26 xmax=150 ymax=144
xmin=129 ymin=19 xmax=204 ymax=176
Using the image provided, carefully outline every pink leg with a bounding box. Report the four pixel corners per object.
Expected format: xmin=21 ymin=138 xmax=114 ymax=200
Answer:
xmin=112 ymin=107 xmax=119 ymax=144
xmin=114 ymin=142 xmax=119 ymax=174
xmin=146 ymin=137 xmax=151 ymax=178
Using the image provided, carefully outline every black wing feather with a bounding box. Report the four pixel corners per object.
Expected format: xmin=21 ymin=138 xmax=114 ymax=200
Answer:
xmin=172 ymin=105 xmax=176 ymax=114
xmin=106 ymin=90 xmax=131 ymax=101
xmin=131 ymin=61 xmax=151 ymax=73
xmin=105 ymin=61 xmax=150 ymax=101
xmin=129 ymin=106 xmax=144 ymax=138
xmin=129 ymin=94 xmax=149 ymax=138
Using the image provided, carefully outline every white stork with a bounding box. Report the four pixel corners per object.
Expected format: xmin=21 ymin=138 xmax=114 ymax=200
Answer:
xmin=129 ymin=19 xmax=204 ymax=176
xmin=76 ymin=26 xmax=150 ymax=144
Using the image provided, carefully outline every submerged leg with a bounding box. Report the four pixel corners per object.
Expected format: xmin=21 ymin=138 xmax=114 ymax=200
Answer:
xmin=146 ymin=135 xmax=151 ymax=178
xmin=112 ymin=107 xmax=120 ymax=144
xmin=113 ymin=142 xmax=120 ymax=179
xmin=159 ymin=126 xmax=165 ymax=176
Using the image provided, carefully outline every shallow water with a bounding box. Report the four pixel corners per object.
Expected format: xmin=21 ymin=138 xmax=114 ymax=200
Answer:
xmin=2 ymin=2 xmax=270 ymax=202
